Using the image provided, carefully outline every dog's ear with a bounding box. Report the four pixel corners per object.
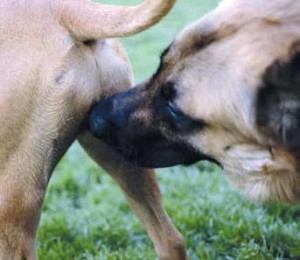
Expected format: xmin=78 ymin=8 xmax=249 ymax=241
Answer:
xmin=256 ymin=49 xmax=300 ymax=151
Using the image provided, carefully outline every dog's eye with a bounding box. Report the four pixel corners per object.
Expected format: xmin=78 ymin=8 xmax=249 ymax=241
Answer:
xmin=165 ymin=100 xmax=206 ymax=132
xmin=161 ymin=82 xmax=176 ymax=101
xmin=160 ymin=82 xmax=181 ymax=120
xmin=166 ymin=101 xmax=180 ymax=120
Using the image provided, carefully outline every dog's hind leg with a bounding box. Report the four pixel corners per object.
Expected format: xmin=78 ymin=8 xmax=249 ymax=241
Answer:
xmin=79 ymin=132 xmax=188 ymax=260
xmin=0 ymin=172 xmax=44 ymax=260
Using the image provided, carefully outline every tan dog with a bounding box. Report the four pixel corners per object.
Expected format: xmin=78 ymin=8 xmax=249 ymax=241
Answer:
xmin=0 ymin=0 xmax=190 ymax=259
xmin=90 ymin=0 xmax=300 ymax=207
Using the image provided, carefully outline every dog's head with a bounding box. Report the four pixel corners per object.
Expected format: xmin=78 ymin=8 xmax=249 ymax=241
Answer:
xmin=90 ymin=0 xmax=300 ymax=203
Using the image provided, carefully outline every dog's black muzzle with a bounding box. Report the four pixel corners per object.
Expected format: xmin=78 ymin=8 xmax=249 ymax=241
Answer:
xmin=89 ymin=85 xmax=210 ymax=168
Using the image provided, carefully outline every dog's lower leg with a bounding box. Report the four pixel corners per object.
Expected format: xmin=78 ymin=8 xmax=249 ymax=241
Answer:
xmin=0 ymin=224 xmax=37 ymax=260
xmin=0 ymin=171 xmax=45 ymax=260
xmin=114 ymin=169 xmax=188 ymax=260
xmin=79 ymin=132 xmax=188 ymax=260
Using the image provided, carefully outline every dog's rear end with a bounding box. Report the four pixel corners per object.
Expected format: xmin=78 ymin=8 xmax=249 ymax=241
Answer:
xmin=0 ymin=1 xmax=190 ymax=259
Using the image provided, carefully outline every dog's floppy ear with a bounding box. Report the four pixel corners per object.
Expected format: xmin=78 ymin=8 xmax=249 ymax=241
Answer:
xmin=256 ymin=47 xmax=300 ymax=151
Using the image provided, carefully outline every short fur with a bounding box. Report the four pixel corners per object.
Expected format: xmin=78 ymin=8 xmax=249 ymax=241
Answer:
xmin=0 ymin=0 xmax=186 ymax=259
xmin=90 ymin=0 xmax=300 ymax=205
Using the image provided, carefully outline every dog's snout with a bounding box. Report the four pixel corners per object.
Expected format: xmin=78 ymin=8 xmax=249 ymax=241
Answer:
xmin=89 ymin=86 xmax=145 ymax=138
xmin=89 ymin=104 xmax=110 ymax=138
xmin=89 ymin=98 xmax=117 ymax=138
xmin=89 ymin=111 xmax=107 ymax=138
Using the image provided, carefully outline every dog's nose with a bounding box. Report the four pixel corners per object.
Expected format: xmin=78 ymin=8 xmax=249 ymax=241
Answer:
xmin=89 ymin=86 xmax=143 ymax=138
xmin=89 ymin=109 xmax=108 ymax=137
xmin=89 ymin=98 xmax=114 ymax=137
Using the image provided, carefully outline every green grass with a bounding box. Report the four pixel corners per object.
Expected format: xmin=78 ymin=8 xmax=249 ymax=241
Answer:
xmin=37 ymin=1 xmax=300 ymax=259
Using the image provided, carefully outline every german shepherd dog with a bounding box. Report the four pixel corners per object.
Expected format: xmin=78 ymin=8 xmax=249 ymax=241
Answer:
xmin=90 ymin=0 xmax=300 ymax=204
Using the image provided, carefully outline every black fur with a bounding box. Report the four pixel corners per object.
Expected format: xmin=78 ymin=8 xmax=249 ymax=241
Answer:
xmin=256 ymin=52 xmax=300 ymax=151
xmin=89 ymin=81 xmax=210 ymax=168
xmin=152 ymin=44 xmax=173 ymax=79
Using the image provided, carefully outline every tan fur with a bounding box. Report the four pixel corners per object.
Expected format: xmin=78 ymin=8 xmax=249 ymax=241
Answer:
xmin=157 ymin=0 xmax=300 ymax=203
xmin=82 ymin=1 xmax=300 ymax=257
xmin=0 ymin=1 xmax=183 ymax=259
xmin=56 ymin=0 xmax=176 ymax=40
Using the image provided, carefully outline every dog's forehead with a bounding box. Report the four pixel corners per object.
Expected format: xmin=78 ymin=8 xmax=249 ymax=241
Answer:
xmin=165 ymin=0 xmax=300 ymax=63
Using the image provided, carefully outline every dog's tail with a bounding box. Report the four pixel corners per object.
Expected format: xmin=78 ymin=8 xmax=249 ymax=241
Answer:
xmin=55 ymin=0 xmax=176 ymax=41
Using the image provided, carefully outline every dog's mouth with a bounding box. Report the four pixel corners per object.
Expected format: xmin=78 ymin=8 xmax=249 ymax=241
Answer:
xmin=90 ymin=118 xmax=212 ymax=168
xmin=116 ymin=140 xmax=202 ymax=168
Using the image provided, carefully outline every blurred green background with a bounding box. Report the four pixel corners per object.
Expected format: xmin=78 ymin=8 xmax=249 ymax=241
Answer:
xmin=37 ymin=1 xmax=300 ymax=259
